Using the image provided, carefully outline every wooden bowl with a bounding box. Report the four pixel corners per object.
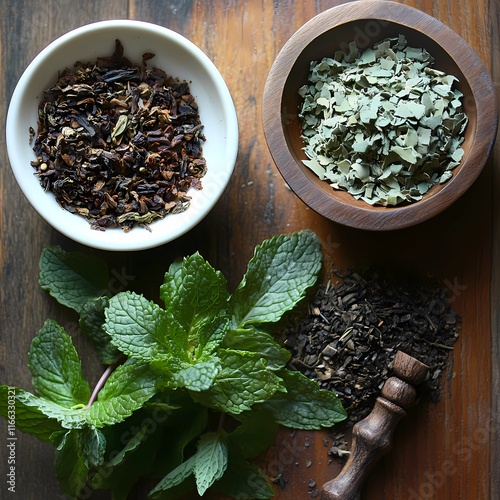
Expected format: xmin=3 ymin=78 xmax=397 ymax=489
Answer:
xmin=262 ymin=0 xmax=498 ymax=230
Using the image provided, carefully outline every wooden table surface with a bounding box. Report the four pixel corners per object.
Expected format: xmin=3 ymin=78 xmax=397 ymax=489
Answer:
xmin=0 ymin=0 xmax=499 ymax=499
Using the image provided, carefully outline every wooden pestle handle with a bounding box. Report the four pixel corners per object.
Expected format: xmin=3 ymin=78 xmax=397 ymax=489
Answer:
xmin=321 ymin=351 xmax=429 ymax=500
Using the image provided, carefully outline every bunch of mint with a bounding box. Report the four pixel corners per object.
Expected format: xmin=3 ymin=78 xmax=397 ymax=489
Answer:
xmin=0 ymin=230 xmax=346 ymax=499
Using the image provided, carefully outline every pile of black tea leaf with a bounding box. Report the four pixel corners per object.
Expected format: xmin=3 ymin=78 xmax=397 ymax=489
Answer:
xmin=30 ymin=40 xmax=206 ymax=232
xmin=284 ymin=268 xmax=460 ymax=433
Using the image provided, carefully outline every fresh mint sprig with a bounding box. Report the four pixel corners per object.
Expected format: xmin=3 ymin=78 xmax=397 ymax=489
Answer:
xmin=39 ymin=245 xmax=121 ymax=365
xmin=0 ymin=230 xmax=346 ymax=499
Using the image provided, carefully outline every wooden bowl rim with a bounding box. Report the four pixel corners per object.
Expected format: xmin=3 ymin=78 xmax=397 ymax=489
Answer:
xmin=262 ymin=0 xmax=498 ymax=231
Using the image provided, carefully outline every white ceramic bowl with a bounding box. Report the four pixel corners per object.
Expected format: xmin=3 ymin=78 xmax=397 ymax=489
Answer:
xmin=6 ymin=20 xmax=238 ymax=251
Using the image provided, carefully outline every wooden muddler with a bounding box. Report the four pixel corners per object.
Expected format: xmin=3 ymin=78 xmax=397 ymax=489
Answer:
xmin=321 ymin=351 xmax=429 ymax=500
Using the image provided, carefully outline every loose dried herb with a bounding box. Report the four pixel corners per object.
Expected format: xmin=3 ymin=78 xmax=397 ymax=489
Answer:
xmin=284 ymin=267 xmax=460 ymax=432
xmin=298 ymin=35 xmax=468 ymax=206
xmin=31 ymin=40 xmax=207 ymax=231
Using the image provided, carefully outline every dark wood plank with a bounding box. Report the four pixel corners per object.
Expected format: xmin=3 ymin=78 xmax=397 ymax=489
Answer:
xmin=0 ymin=2 xmax=129 ymax=498
xmin=0 ymin=0 xmax=497 ymax=499
xmin=488 ymin=0 xmax=500 ymax=498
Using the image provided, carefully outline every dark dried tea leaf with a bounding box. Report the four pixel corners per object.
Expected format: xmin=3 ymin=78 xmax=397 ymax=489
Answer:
xmin=31 ymin=40 xmax=207 ymax=232
xmin=284 ymin=267 xmax=460 ymax=433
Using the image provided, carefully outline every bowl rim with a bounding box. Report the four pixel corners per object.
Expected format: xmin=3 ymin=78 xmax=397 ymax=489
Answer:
xmin=6 ymin=19 xmax=239 ymax=250
xmin=262 ymin=0 xmax=498 ymax=231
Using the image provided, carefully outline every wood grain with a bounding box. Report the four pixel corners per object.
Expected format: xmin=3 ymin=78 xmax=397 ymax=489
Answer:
xmin=0 ymin=0 xmax=497 ymax=499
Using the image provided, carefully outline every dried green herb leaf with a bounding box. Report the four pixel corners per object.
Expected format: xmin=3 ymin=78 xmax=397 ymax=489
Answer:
xmin=299 ymin=35 xmax=468 ymax=206
xmin=111 ymin=114 xmax=128 ymax=143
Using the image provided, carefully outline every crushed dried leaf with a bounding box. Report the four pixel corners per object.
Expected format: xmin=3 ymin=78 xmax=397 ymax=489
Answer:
xmin=298 ymin=35 xmax=468 ymax=206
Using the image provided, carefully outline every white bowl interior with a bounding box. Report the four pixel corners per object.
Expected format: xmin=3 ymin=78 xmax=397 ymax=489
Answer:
xmin=6 ymin=20 xmax=238 ymax=251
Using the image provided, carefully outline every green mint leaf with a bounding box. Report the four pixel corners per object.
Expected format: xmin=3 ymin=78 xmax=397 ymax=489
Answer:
xmin=79 ymin=296 xmax=121 ymax=365
xmin=194 ymin=431 xmax=229 ymax=496
xmin=93 ymin=412 xmax=163 ymax=499
xmin=196 ymin=315 xmax=230 ymax=360
xmin=161 ymin=253 xmax=229 ymax=361
xmin=215 ymin=446 xmax=275 ymax=499
xmin=229 ymin=410 xmax=279 ymax=459
xmin=85 ymin=358 xmax=157 ymax=427
xmin=144 ymin=400 xmax=182 ymax=413
xmin=3 ymin=359 xmax=156 ymax=430
xmin=15 ymin=388 xmax=87 ymax=428
xmin=105 ymin=292 xmax=173 ymax=361
xmin=191 ymin=350 xmax=284 ymax=414
xmin=149 ymin=455 xmax=196 ymax=499
xmin=39 ymin=245 xmax=109 ymax=313
xmin=0 ymin=385 xmax=63 ymax=443
xmin=160 ymin=252 xmax=229 ymax=330
xmin=258 ymin=369 xmax=346 ymax=429
xmin=103 ymin=425 xmax=148 ymax=469
xmin=54 ymin=429 xmax=89 ymax=498
xmin=148 ymin=405 xmax=209 ymax=478
xmin=223 ymin=327 xmax=291 ymax=370
xmin=52 ymin=427 xmax=73 ymax=450
xmin=172 ymin=360 xmax=221 ymax=392
xmin=49 ymin=429 xmax=69 ymax=449
xmin=28 ymin=319 xmax=91 ymax=407
xmin=77 ymin=426 xmax=106 ymax=469
xmin=229 ymin=230 xmax=321 ymax=327
xmin=149 ymin=357 xmax=182 ymax=385
xmin=166 ymin=318 xmax=195 ymax=363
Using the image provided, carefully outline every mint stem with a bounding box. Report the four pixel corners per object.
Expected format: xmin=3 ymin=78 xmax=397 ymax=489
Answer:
xmin=85 ymin=359 xmax=123 ymax=409
xmin=217 ymin=412 xmax=226 ymax=432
